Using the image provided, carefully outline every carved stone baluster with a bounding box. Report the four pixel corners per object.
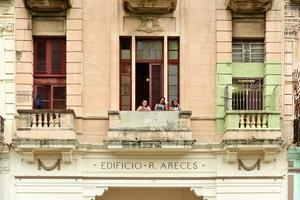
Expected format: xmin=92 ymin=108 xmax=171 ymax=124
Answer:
xmin=257 ymin=114 xmax=262 ymax=128
xmin=31 ymin=113 xmax=37 ymax=128
xmin=49 ymin=113 xmax=54 ymax=127
xmin=262 ymin=114 xmax=267 ymax=128
xmin=239 ymin=114 xmax=245 ymax=128
xmin=37 ymin=113 xmax=43 ymax=128
xmin=251 ymin=114 xmax=256 ymax=128
xmin=246 ymin=114 xmax=251 ymax=128
xmin=54 ymin=113 xmax=60 ymax=127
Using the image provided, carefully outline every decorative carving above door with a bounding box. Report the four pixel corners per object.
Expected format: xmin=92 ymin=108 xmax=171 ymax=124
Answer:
xmin=123 ymin=0 xmax=177 ymax=14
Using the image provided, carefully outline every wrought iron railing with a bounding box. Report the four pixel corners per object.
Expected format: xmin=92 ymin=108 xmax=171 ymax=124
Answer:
xmin=0 ymin=115 xmax=4 ymax=144
xmin=225 ymin=79 xmax=264 ymax=111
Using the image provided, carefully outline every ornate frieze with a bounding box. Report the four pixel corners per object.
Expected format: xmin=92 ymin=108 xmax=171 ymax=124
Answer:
xmin=284 ymin=22 xmax=300 ymax=36
xmin=238 ymin=159 xmax=261 ymax=171
xmin=24 ymin=0 xmax=72 ymax=12
xmin=123 ymin=0 xmax=177 ymax=14
xmin=38 ymin=159 xmax=61 ymax=171
xmin=136 ymin=16 xmax=163 ymax=33
xmin=225 ymin=0 xmax=273 ymax=13
xmin=0 ymin=23 xmax=13 ymax=33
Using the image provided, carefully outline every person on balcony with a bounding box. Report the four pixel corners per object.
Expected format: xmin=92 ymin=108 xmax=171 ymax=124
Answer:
xmin=136 ymin=100 xmax=151 ymax=111
xmin=35 ymin=95 xmax=42 ymax=109
xmin=155 ymin=97 xmax=167 ymax=111
xmin=169 ymin=99 xmax=181 ymax=111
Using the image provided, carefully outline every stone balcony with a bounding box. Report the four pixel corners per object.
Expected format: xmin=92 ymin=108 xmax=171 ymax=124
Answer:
xmin=105 ymin=111 xmax=194 ymax=150
xmin=0 ymin=115 xmax=4 ymax=145
xmin=225 ymin=0 xmax=273 ymax=13
xmin=24 ymin=0 xmax=72 ymax=12
xmin=16 ymin=109 xmax=76 ymax=140
xmin=123 ymin=0 xmax=177 ymax=14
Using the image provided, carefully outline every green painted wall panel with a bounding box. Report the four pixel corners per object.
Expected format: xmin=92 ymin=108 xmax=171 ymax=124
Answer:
xmin=232 ymin=63 xmax=264 ymax=77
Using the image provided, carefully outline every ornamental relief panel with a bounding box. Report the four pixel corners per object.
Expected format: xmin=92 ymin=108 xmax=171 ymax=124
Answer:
xmin=123 ymin=16 xmax=175 ymax=33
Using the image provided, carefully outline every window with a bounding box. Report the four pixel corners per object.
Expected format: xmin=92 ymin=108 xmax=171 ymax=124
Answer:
xmin=232 ymin=78 xmax=263 ymax=110
xmin=168 ymin=38 xmax=179 ymax=103
xmin=120 ymin=37 xmax=132 ymax=111
xmin=34 ymin=38 xmax=66 ymax=75
xmin=34 ymin=37 xmax=66 ymax=109
xmin=232 ymin=40 xmax=264 ymax=63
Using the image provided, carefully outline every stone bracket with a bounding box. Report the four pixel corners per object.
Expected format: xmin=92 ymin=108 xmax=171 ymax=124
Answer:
xmin=263 ymin=151 xmax=276 ymax=162
xmin=225 ymin=0 xmax=273 ymax=13
xmin=83 ymin=186 xmax=108 ymax=200
xmin=191 ymin=187 xmax=216 ymax=200
xmin=225 ymin=150 xmax=238 ymax=163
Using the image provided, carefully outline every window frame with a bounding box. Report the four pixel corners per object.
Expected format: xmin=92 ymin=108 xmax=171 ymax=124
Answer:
xmin=168 ymin=37 xmax=180 ymax=104
xmin=33 ymin=36 xmax=66 ymax=78
xmin=232 ymin=40 xmax=265 ymax=63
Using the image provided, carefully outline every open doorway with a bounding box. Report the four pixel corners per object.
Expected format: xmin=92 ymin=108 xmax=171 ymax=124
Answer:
xmin=135 ymin=63 xmax=163 ymax=110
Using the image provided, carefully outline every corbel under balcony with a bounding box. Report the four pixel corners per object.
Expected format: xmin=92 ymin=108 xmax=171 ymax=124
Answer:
xmin=225 ymin=0 xmax=273 ymax=13
xmin=223 ymin=139 xmax=284 ymax=163
xmin=12 ymin=139 xmax=77 ymax=163
xmin=23 ymin=0 xmax=72 ymax=12
xmin=105 ymin=111 xmax=195 ymax=150
xmin=123 ymin=0 xmax=177 ymax=14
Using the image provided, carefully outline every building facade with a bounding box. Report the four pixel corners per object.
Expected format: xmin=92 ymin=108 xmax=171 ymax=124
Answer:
xmin=0 ymin=0 xmax=14 ymax=200
xmin=0 ymin=0 xmax=293 ymax=199
xmin=286 ymin=1 xmax=300 ymax=200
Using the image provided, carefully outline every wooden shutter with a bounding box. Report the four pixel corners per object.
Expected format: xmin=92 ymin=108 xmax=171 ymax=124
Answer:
xmin=150 ymin=64 xmax=163 ymax=109
xmin=35 ymin=39 xmax=47 ymax=73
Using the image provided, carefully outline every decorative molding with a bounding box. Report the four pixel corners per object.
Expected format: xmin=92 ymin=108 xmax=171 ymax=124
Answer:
xmin=123 ymin=0 xmax=177 ymax=14
xmin=285 ymin=23 xmax=300 ymax=36
xmin=38 ymin=158 xmax=61 ymax=171
xmin=0 ymin=23 xmax=13 ymax=33
xmin=263 ymin=151 xmax=276 ymax=162
xmin=238 ymin=159 xmax=261 ymax=171
xmin=191 ymin=187 xmax=216 ymax=199
xmin=61 ymin=151 xmax=72 ymax=163
xmin=23 ymin=151 xmax=35 ymax=163
xmin=136 ymin=16 xmax=163 ymax=33
xmin=225 ymin=151 xmax=238 ymax=163
xmin=225 ymin=0 xmax=273 ymax=13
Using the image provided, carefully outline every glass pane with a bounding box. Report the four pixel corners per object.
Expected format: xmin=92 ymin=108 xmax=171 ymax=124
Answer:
xmin=169 ymin=76 xmax=178 ymax=85
xmin=169 ymin=85 xmax=178 ymax=96
xmin=53 ymin=87 xmax=66 ymax=100
xmin=168 ymin=51 xmax=178 ymax=60
xmin=136 ymin=40 xmax=163 ymax=60
xmin=168 ymin=95 xmax=178 ymax=102
xmin=121 ymin=105 xmax=131 ymax=111
xmin=168 ymin=40 xmax=178 ymax=50
xmin=36 ymin=40 xmax=46 ymax=72
xmin=120 ymin=63 xmax=131 ymax=110
xmin=121 ymin=50 xmax=131 ymax=60
xmin=121 ymin=38 xmax=131 ymax=50
xmin=53 ymin=100 xmax=66 ymax=109
xmin=121 ymin=85 xmax=130 ymax=95
xmin=168 ymin=64 xmax=178 ymax=75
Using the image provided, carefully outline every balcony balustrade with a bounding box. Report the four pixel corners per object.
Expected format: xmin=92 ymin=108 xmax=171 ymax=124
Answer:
xmin=223 ymin=84 xmax=281 ymax=141
xmin=0 ymin=115 xmax=4 ymax=144
xmin=16 ymin=109 xmax=76 ymax=140
xmin=225 ymin=0 xmax=273 ymax=13
xmin=24 ymin=0 xmax=72 ymax=12
xmin=106 ymin=111 xmax=194 ymax=149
